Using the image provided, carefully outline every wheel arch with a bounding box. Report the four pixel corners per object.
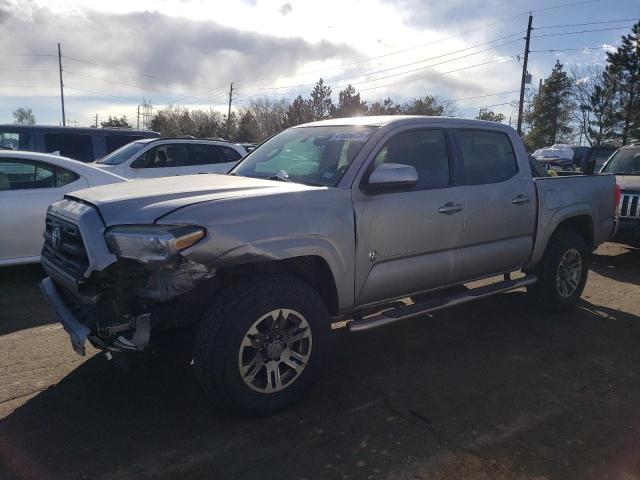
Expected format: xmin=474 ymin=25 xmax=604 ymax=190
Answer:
xmin=217 ymin=255 xmax=340 ymax=317
xmin=525 ymin=204 xmax=595 ymax=269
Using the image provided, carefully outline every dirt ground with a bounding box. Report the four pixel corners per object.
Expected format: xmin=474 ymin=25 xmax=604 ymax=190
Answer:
xmin=0 ymin=243 xmax=639 ymax=480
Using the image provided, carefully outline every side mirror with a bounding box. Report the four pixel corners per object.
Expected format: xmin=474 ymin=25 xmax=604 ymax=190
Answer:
xmin=364 ymin=163 xmax=418 ymax=193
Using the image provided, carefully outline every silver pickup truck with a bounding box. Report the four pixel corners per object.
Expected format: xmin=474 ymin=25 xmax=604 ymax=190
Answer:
xmin=39 ymin=116 xmax=618 ymax=415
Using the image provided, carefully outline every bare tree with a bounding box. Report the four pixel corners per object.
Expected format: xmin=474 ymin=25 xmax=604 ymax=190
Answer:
xmin=13 ymin=108 xmax=36 ymax=125
xmin=240 ymin=98 xmax=288 ymax=140
xmin=571 ymin=65 xmax=618 ymax=146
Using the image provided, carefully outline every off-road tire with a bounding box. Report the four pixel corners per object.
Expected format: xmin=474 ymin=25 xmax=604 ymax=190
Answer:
xmin=194 ymin=275 xmax=329 ymax=416
xmin=526 ymin=229 xmax=590 ymax=312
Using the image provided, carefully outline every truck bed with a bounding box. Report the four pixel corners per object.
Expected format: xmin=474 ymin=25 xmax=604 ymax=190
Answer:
xmin=527 ymin=174 xmax=617 ymax=268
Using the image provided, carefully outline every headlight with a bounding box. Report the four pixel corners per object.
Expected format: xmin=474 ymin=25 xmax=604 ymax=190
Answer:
xmin=105 ymin=225 xmax=206 ymax=263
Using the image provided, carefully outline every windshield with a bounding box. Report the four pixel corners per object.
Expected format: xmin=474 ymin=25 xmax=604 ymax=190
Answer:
xmin=96 ymin=141 xmax=147 ymax=165
xmin=231 ymin=126 xmax=376 ymax=186
xmin=601 ymin=147 xmax=640 ymax=175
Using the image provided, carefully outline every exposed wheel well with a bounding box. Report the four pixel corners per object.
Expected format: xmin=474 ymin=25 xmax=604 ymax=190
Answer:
xmin=555 ymin=215 xmax=594 ymax=251
xmin=217 ymin=256 xmax=339 ymax=316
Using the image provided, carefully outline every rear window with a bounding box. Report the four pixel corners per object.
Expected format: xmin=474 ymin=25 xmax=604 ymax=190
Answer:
xmin=105 ymin=135 xmax=145 ymax=154
xmin=0 ymin=159 xmax=78 ymax=190
xmin=0 ymin=130 xmax=30 ymax=150
xmin=44 ymin=133 xmax=94 ymax=162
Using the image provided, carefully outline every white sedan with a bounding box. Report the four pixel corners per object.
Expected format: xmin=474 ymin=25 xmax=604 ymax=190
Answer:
xmin=0 ymin=150 xmax=126 ymax=266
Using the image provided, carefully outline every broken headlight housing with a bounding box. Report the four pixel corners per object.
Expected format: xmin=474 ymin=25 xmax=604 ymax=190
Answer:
xmin=105 ymin=225 xmax=206 ymax=264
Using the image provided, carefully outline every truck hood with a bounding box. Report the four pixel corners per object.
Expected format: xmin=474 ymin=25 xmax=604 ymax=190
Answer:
xmin=616 ymin=175 xmax=640 ymax=191
xmin=66 ymin=174 xmax=322 ymax=226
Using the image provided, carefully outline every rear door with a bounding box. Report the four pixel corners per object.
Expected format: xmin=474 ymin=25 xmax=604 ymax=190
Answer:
xmin=179 ymin=144 xmax=243 ymax=175
xmin=454 ymin=128 xmax=536 ymax=280
xmin=125 ymin=143 xmax=185 ymax=178
xmin=353 ymin=127 xmax=465 ymax=307
xmin=0 ymin=158 xmax=87 ymax=262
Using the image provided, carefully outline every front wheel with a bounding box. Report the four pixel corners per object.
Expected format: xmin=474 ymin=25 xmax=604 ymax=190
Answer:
xmin=194 ymin=275 xmax=329 ymax=416
xmin=526 ymin=230 xmax=590 ymax=312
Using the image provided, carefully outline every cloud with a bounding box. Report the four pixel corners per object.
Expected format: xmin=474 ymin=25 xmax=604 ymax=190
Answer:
xmin=0 ymin=2 xmax=360 ymax=106
xmin=278 ymin=2 xmax=293 ymax=15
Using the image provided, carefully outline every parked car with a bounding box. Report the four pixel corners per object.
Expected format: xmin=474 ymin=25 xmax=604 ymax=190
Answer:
xmin=0 ymin=125 xmax=160 ymax=162
xmin=0 ymin=151 xmax=126 ymax=266
xmin=601 ymin=143 xmax=640 ymax=246
xmin=93 ymin=138 xmax=246 ymax=179
xmin=576 ymin=146 xmax=618 ymax=174
xmin=39 ymin=116 xmax=617 ymax=415
xmin=532 ymin=143 xmax=575 ymax=170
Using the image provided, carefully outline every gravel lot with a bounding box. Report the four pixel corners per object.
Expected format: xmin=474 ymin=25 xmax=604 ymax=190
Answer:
xmin=1 ymin=242 xmax=639 ymax=480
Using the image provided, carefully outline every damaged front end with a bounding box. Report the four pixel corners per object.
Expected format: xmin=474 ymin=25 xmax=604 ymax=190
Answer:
xmin=40 ymin=199 xmax=214 ymax=356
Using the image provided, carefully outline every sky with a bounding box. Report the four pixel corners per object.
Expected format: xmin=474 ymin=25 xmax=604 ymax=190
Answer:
xmin=0 ymin=0 xmax=638 ymax=127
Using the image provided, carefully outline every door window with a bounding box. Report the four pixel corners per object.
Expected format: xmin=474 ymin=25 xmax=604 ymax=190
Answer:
xmin=131 ymin=144 xmax=185 ymax=169
xmin=219 ymin=146 xmax=242 ymax=162
xmin=44 ymin=133 xmax=94 ymax=162
xmin=457 ymin=130 xmax=517 ymax=185
xmin=371 ymin=129 xmax=450 ymax=190
xmin=0 ymin=159 xmax=77 ymax=190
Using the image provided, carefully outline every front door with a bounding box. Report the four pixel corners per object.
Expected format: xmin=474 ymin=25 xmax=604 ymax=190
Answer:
xmin=454 ymin=128 xmax=536 ymax=280
xmin=353 ymin=128 xmax=465 ymax=307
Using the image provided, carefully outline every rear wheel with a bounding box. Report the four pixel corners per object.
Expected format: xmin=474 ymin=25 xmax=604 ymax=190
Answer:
xmin=527 ymin=229 xmax=590 ymax=312
xmin=194 ymin=275 xmax=329 ymax=416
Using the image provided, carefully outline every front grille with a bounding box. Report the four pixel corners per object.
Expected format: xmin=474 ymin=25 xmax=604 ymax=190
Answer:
xmin=42 ymin=214 xmax=89 ymax=279
xmin=618 ymin=193 xmax=640 ymax=219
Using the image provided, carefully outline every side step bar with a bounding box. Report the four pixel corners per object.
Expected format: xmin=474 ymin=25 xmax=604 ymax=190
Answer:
xmin=349 ymin=275 xmax=537 ymax=332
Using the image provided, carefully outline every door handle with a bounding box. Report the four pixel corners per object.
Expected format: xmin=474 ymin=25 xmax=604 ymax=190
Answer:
xmin=438 ymin=202 xmax=463 ymax=214
xmin=512 ymin=194 xmax=531 ymax=205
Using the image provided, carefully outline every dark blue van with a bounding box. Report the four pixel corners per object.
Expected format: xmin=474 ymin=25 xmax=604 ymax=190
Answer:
xmin=0 ymin=125 xmax=160 ymax=162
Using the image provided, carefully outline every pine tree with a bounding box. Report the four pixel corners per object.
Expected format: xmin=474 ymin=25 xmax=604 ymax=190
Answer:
xmin=333 ymin=84 xmax=367 ymax=117
xmin=476 ymin=110 xmax=505 ymax=123
xmin=235 ymin=111 xmax=260 ymax=142
xmin=605 ymin=21 xmax=639 ymax=144
xmin=284 ymin=95 xmax=314 ymax=127
xmin=525 ymin=60 xmax=575 ymax=150
xmin=310 ymin=79 xmax=333 ymax=120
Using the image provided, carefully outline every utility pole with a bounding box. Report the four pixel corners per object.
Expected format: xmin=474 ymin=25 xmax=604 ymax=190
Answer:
xmin=226 ymin=82 xmax=233 ymax=139
xmin=516 ymin=14 xmax=532 ymax=136
xmin=94 ymin=113 xmax=98 ymax=128
xmin=57 ymin=42 xmax=66 ymax=127
xmin=137 ymin=105 xmax=140 ymax=129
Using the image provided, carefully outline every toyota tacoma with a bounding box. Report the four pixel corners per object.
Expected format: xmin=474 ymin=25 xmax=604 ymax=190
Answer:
xmin=40 ymin=116 xmax=618 ymax=415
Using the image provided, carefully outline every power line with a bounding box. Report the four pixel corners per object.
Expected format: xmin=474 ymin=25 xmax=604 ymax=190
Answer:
xmin=233 ymin=0 xmax=601 ymax=85
xmin=534 ymin=18 xmax=638 ymax=29
xmin=64 ymin=70 xmax=226 ymax=102
xmin=63 ymin=55 xmax=229 ymax=93
xmin=356 ymin=55 xmax=518 ymax=93
xmin=530 ymin=45 xmax=615 ymax=53
xmin=0 ymin=53 xmax=55 ymax=57
xmin=0 ymin=67 xmax=56 ymax=72
xmin=532 ymin=26 xmax=635 ymax=38
xmin=240 ymin=36 xmax=523 ymax=94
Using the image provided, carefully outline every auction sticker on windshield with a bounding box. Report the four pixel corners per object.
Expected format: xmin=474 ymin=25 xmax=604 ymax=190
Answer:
xmin=330 ymin=131 xmax=371 ymax=141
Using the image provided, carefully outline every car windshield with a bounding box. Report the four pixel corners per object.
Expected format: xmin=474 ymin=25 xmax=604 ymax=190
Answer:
xmin=231 ymin=126 xmax=376 ymax=186
xmin=601 ymin=147 xmax=640 ymax=175
xmin=95 ymin=141 xmax=147 ymax=165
